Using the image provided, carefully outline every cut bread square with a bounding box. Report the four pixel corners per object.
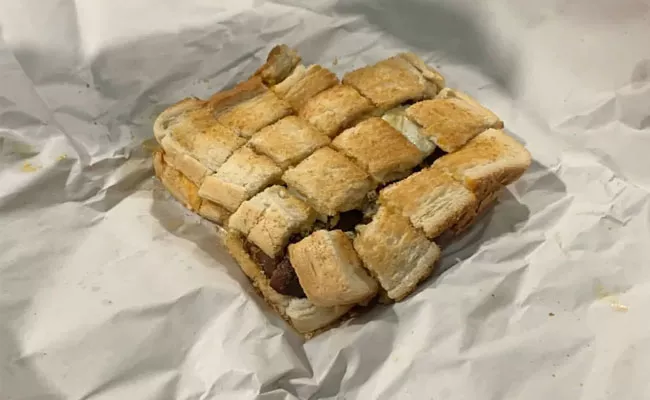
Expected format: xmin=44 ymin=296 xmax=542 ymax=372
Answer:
xmin=342 ymin=55 xmax=440 ymax=111
xmin=288 ymin=230 xmax=378 ymax=307
xmin=272 ymin=64 xmax=339 ymax=110
xmin=379 ymin=166 xmax=477 ymax=239
xmin=153 ymin=151 xmax=202 ymax=212
xmin=253 ymin=44 xmax=302 ymax=86
xmin=405 ymin=88 xmax=503 ymax=153
xmin=298 ymin=84 xmax=375 ymax=137
xmin=433 ymin=128 xmax=532 ymax=199
xmin=282 ymin=147 xmax=376 ymax=216
xmin=198 ymin=147 xmax=283 ymax=212
xmin=198 ymin=200 xmax=231 ymax=225
xmin=332 ymin=117 xmax=424 ymax=183
xmin=249 ymin=116 xmax=330 ymax=168
xmin=211 ymin=77 xmax=292 ymax=137
xmin=354 ymin=207 xmax=441 ymax=301
xmin=229 ymin=186 xmax=316 ymax=257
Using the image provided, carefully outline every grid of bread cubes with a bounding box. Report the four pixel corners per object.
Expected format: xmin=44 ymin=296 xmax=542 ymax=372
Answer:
xmin=157 ymin=48 xmax=503 ymax=309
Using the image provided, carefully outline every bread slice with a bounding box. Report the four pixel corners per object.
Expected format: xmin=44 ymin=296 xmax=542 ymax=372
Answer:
xmin=298 ymin=84 xmax=375 ymax=137
xmin=288 ymin=230 xmax=378 ymax=307
xmin=249 ymin=116 xmax=330 ymax=168
xmin=282 ymin=147 xmax=376 ymax=216
xmin=342 ymin=54 xmax=442 ymax=111
xmin=252 ymin=44 xmax=302 ymax=86
xmin=405 ymin=88 xmax=503 ymax=153
xmin=272 ymin=64 xmax=339 ymax=111
xmin=209 ymin=76 xmax=292 ymax=138
xmin=225 ymin=232 xmax=353 ymax=336
xmin=434 ymin=129 xmax=532 ymax=199
xmin=197 ymin=200 xmax=231 ymax=225
xmin=399 ymin=52 xmax=446 ymax=93
xmin=229 ymin=186 xmax=317 ymax=258
xmin=332 ymin=117 xmax=424 ymax=183
xmin=379 ymin=166 xmax=477 ymax=239
xmin=154 ymin=97 xmax=247 ymax=177
xmin=153 ymin=150 xmax=202 ymax=212
xmin=354 ymin=207 xmax=440 ymax=301
xmin=198 ymin=147 xmax=283 ymax=212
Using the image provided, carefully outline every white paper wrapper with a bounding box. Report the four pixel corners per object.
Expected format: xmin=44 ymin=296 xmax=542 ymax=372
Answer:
xmin=2 ymin=1 xmax=650 ymax=399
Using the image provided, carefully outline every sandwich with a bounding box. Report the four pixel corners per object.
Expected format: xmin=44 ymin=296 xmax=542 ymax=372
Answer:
xmin=152 ymin=44 xmax=531 ymax=338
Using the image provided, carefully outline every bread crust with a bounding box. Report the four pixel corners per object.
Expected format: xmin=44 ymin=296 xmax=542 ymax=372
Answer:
xmin=288 ymin=230 xmax=378 ymax=307
xmin=153 ymin=150 xmax=203 ymax=212
xmin=272 ymin=65 xmax=339 ymax=111
xmin=252 ymin=44 xmax=302 ymax=86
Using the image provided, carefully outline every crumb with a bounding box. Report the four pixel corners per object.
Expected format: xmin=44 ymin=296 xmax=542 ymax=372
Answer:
xmin=549 ymin=312 xmax=555 ymax=316
xmin=21 ymin=162 xmax=39 ymax=172
xmin=333 ymin=56 xmax=339 ymax=66
xmin=86 ymin=83 xmax=90 ymax=88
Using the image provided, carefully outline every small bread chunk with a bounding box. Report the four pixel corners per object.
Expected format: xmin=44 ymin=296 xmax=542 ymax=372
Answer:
xmin=342 ymin=55 xmax=440 ymax=111
xmin=253 ymin=44 xmax=302 ymax=86
xmin=155 ymin=99 xmax=246 ymax=180
xmin=288 ymin=230 xmax=378 ymax=307
xmin=272 ymin=64 xmax=339 ymax=111
xmin=299 ymin=84 xmax=374 ymax=137
xmin=249 ymin=116 xmax=330 ymax=168
xmin=405 ymin=89 xmax=503 ymax=153
xmin=282 ymin=147 xmax=376 ymax=216
xmin=198 ymin=200 xmax=231 ymax=225
xmin=434 ymin=128 xmax=532 ymax=199
xmin=153 ymin=151 xmax=202 ymax=212
xmin=198 ymin=147 xmax=283 ymax=212
xmin=379 ymin=166 xmax=477 ymax=239
xmin=332 ymin=118 xmax=424 ymax=183
xmin=210 ymin=77 xmax=292 ymax=137
xmin=354 ymin=207 xmax=440 ymax=301
xmin=285 ymin=298 xmax=352 ymax=334
xmin=398 ymin=52 xmax=446 ymax=92
xmin=229 ymin=186 xmax=316 ymax=257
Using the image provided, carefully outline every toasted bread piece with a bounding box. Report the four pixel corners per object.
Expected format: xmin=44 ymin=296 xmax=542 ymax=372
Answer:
xmin=342 ymin=55 xmax=441 ymax=111
xmin=198 ymin=147 xmax=283 ymax=212
xmin=298 ymin=84 xmax=375 ymax=137
xmin=225 ymin=232 xmax=352 ymax=335
xmin=381 ymin=106 xmax=437 ymax=156
xmin=332 ymin=118 xmax=424 ymax=183
xmin=153 ymin=151 xmax=202 ymax=212
xmin=272 ymin=64 xmax=339 ymax=111
xmin=282 ymin=147 xmax=376 ymax=216
xmin=398 ymin=52 xmax=446 ymax=92
xmin=154 ymin=98 xmax=247 ymax=176
xmin=434 ymin=129 xmax=531 ymax=199
xmin=209 ymin=76 xmax=292 ymax=138
xmin=253 ymin=45 xmax=302 ymax=86
xmin=288 ymin=230 xmax=378 ymax=307
xmin=405 ymin=89 xmax=503 ymax=152
xmin=249 ymin=116 xmax=330 ymax=168
xmin=198 ymin=200 xmax=231 ymax=225
xmin=354 ymin=207 xmax=440 ymax=301
xmin=379 ymin=166 xmax=477 ymax=239
xmin=229 ymin=186 xmax=316 ymax=257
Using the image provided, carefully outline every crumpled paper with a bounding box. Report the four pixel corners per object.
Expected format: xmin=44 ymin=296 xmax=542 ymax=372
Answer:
xmin=2 ymin=0 xmax=650 ymax=399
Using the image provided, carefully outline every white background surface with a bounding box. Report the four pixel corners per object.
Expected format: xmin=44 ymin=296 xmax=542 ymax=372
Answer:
xmin=1 ymin=1 xmax=650 ymax=399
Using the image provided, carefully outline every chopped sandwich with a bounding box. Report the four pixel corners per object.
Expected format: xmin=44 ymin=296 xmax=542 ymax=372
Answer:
xmin=152 ymin=44 xmax=531 ymax=338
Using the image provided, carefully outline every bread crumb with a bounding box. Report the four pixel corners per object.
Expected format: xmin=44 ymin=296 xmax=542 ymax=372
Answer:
xmin=332 ymin=56 xmax=339 ymax=66
xmin=21 ymin=162 xmax=39 ymax=172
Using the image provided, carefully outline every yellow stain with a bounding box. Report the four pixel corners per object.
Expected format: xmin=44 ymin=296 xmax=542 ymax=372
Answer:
xmin=57 ymin=154 xmax=67 ymax=160
xmin=21 ymin=162 xmax=39 ymax=172
xmin=595 ymin=282 xmax=628 ymax=312
xmin=141 ymin=138 xmax=160 ymax=153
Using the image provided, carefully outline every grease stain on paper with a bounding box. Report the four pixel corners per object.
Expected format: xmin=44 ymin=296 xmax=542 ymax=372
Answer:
xmin=21 ymin=162 xmax=40 ymax=172
xmin=595 ymin=282 xmax=628 ymax=312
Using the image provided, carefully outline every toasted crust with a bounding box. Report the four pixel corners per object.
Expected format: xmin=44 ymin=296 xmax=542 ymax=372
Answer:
xmin=342 ymin=55 xmax=438 ymax=111
xmin=381 ymin=107 xmax=437 ymax=156
xmin=288 ymin=230 xmax=378 ymax=307
xmin=282 ymin=147 xmax=376 ymax=216
xmin=160 ymin=135 xmax=210 ymax=186
xmin=153 ymin=151 xmax=202 ymax=212
xmin=198 ymin=200 xmax=231 ymax=225
xmin=272 ymin=65 xmax=339 ymax=111
xmin=253 ymin=45 xmax=302 ymax=86
xmin=153 ymin=97 xmax=204 ymax=143
xmin=398 ymin=52 xmax=446 ymax=92
xmin=298 ymin=84 xmax=375 ymax=137
xmin=434 ymin=129 xmax=532 ymax=199
xmin=228 ymin=186 xmax=316 ymax=257
xmin=379 ymin=166 xmax=477 ymax=239
xmin=354 ymin=207 xmax=440 ymax=301
xmin=249 ymin=116 xmax=330 ymax=168
xmin=225 ymin=232 xmax=352 ymax=335
xmin=332 ymin=118 xmax=424 ymax=183
xmin=209 ymin=76 xmax=292 ymax=138
xmin=405 ymin=89 xmax=503 ymax=152
xmin=198 ymin=147 xmax=283 ymax=212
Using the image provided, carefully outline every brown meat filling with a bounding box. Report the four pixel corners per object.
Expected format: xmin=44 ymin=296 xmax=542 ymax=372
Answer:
xmin=243 ymin=240 xmax=306 ymax=298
